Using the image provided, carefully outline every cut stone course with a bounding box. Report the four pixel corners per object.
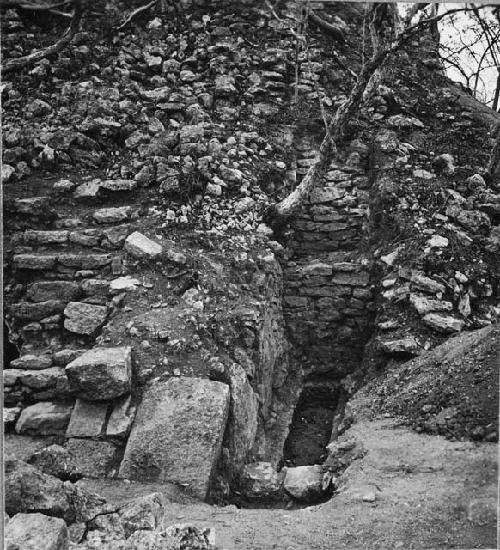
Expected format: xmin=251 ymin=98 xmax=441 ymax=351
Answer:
xmin=65 ymin=346 xmax=132 ymax=401
xmin=93 ymin=206 xmax=132 ymax=224
xmin=119 ymin=376 xmax=230 ymax=499
xmin=11 ymin=300 xmax=65 ymax=322
xmin=14 ymin=253 xmax=57 ymax=270
xmin=17 ymin=367 xmax=67 ymax=390
xmin=27 ymin=281 xmax=81 ymax=303
xmin=10 ymin=353 xmax=53 ymax=370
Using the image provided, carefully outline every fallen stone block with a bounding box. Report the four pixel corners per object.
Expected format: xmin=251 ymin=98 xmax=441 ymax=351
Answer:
xmin=239 ymin=462 xmax=283 ymax=500
xmin=125 ymin=231 xmax=162 ymax=259
xmin=16 ymin=402 xmax=72 ymax=436
xmin=283 ymin=465 xmax=325 ymax=502
xmin=65 ymin=346 xmax=132 ymax=401
xmin=5 ymin=512 xmax=69 ymax=550
xmin=423 ymin=313 xmax=465 ymax=333
xmin=119 ymin=377 xmax=229 ymax=499
xmin=5 ymin=458 xmax=71 ymax=518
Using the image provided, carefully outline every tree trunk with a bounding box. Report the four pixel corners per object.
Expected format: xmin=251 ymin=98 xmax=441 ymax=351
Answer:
xmin=493 ymin=71 xmax=500 ymax=112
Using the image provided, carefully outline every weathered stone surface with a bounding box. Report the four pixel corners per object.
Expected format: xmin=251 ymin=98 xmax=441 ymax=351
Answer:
xmin=74 ymin=180 xmax=101 ymax=200
xmin=16 ymin=402 xmax=72 ymax=436
xmin=107 ymin=395 xmax=136 ymax=439
xmin=226 ymin=363 xmax=258 ymax=472
xmin=447 ymin=205 xmax=491 ymax=233
xmin=118 ymin=493 xmax=164 ymax=538
xmin=17 ymin=367 xmax=67 ymax=390
xmin=5 ymin=458 xmax=70 ymax=517
xmin=4 ymin=406 xmax=22 ymax=428
xmin=100 ymin=179 xmax=137 ymax=192
xmin=66 ymin=399 xmax=109 ymax=438
xmin=119 ymin=377 xmax=230 ymax=499
xmin=5 ymin=512 xmax=69 ymax=550
xmin=283 ymin=465 xmax=324 ymax=502
xmin=14 ymin=253 xmax=57 ymax=270
xmin=467 ymin=497 xmax=497 ymax=526
xmin=109 ymin=276 xmax=141 ymax=294
xmin=409 ymin=294 xmax=453 ymax=315
xmin=10 ymin=353 xmax=53 ymax=370
xmin=423 ymin=313 xmax=465 ymax=333
xmin=28 ymin=444 xmax=81 ymax=481
xmin=4 ymin=369 xmax=21 ymax=386
xmin=11 ymin=300 xmax=65 ymax=322
xmin=65 ymin=347 xmax=132 ymax=401
xmin=379 ymin=336 xmax=421 ymax=356
xmin=28 ymin=281 xmax=81 ymax=303
xmin=240 ymin=462 xmax=283 ymax=500
xmin=24 ymin=230 xmax=68 ymax=244
xmin=410 ymin=272 xmax=446 ymax=294
xmin=93 ymin=206 xmax=132 ymax=224
xmin=125 ymin=231 xmax=162 ymax=259
xmin=64 ymin=302 xmax=108 ymax=335
xmin=331 ymin=272 xmax=369 ymax=286
xmin=65 ymin=439 xmax=117 ymax=478
xmin=81 ymin=279 xmax=110 ymax=296
xmin=53 ymin=349 xmax=85 ymax=366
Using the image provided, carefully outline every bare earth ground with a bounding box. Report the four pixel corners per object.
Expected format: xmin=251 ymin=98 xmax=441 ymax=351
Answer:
xmin=68 ymin=417 xmax=498 ymax=550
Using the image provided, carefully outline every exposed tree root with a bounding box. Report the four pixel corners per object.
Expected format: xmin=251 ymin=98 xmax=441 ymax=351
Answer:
xmin=2 ymin=0 xmax=83 ymax=75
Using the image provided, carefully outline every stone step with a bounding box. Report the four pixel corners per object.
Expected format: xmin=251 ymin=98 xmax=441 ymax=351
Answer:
xmin=14 ymin=224 xmax=131 ymax=250
xmin=12 ymin=252 xmax=122 ymax=273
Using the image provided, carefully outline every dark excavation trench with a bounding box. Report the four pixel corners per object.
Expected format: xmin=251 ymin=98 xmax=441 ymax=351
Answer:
xmin=283 ymin=381 xmax=342 ymax=467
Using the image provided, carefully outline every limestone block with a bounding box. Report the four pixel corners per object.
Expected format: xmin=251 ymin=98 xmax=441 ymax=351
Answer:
xmin=119 ymin=377 xmax=229 ymax=500
xmin=65 ymin=347 xmax=132 ymax=401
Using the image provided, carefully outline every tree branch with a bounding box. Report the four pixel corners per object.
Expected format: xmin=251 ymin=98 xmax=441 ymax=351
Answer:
xmin=2 ymin=0 xmax=82 ymax=75
xmin=305 ymin=9 xmax=345 ymax=44
xmin=116 ymin=0 xmax=158 ymax=31
xmin=270 ymin=4 xmax=493 ymax=222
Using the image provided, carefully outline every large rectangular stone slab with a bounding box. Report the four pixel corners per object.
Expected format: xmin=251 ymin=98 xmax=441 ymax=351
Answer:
xmin=119 ymin=377 xmax=230 ymax=500
xmin=65 ymin=347 xmax=132 ymax=401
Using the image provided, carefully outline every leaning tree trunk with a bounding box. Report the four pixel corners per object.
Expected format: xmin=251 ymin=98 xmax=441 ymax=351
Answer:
xmin=270 ymin=3 xmax=467 ymax=223
xmin=272 ymin=4 xmax=397 ymax=221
